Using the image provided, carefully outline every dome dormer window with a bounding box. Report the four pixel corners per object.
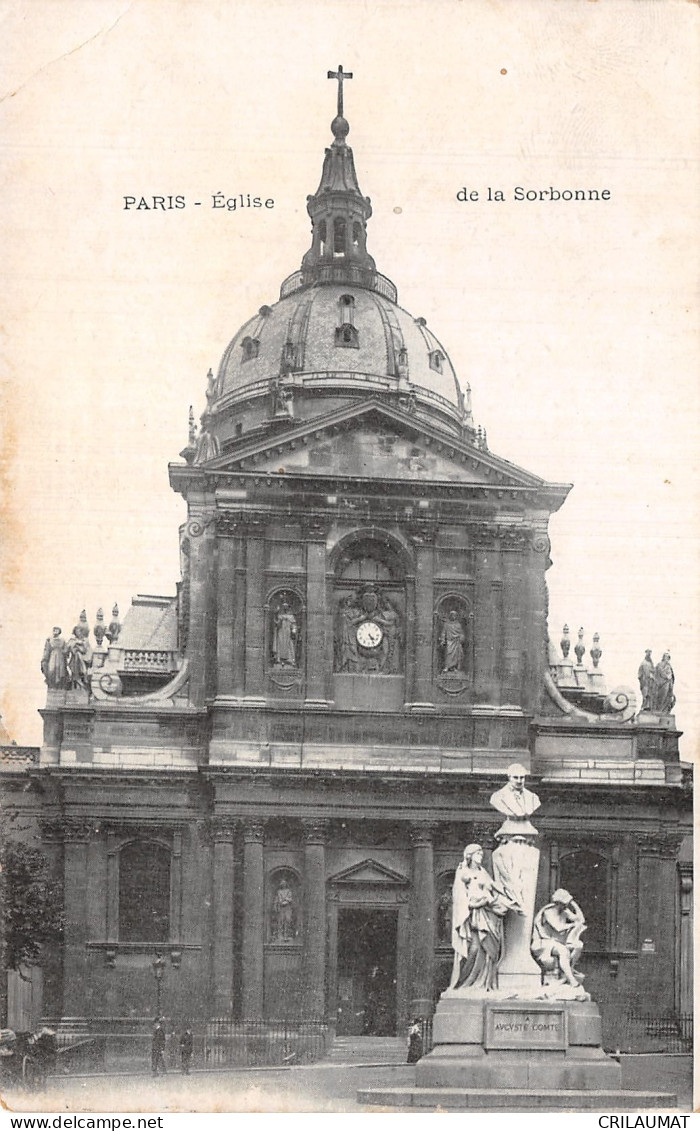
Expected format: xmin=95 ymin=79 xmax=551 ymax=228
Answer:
xmin=241 ymin=336 xmax=260 ymax=362
xmin=429 ymin=349 xmax=445 ymax=374
xmin=335 ymin=294 xmax=359 ymax=347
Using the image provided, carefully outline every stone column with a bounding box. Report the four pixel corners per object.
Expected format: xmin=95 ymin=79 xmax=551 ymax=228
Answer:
xmin=473 ymin=533 xmax=500 ymax=704
xmin=525 ymin=532 xmax=550 ymax=713
xmin=216 ymin=533 xmax=236 ymax=697
xmin=62 ymin=819 xmax=92 ymax=1020
xmin=302 ymin=821 xmax=328 ymax=1018
xmin=211 ymin=818 xmax=236 ymax=1016
xmin=678 ymin=861 xmax=693 ymax=1016
xmin=232 ymin=529 xmax=247 ymax=696
xmin=244 ymin=530 xmax=266 ymax=699
xmin=408 ymin=530 xmax=436 ymax=707
xmin=241 ymin=820 xmax=265 ymax=1018
xmin=409 ymin=824 xmax=436 ymax=1019
xmin=185 ymin=513 xmax=216 ymax=706
xmin=501 ymin=548 xmax=523 ymax=707
xmin=304 ymin=519 xmax=330 ymax=705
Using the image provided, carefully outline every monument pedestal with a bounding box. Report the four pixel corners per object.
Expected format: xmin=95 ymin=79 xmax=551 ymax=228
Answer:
xmin=418 ymin=996 xmax=620 ymax=1091
xmin=359 ymin=996 xmax=678 ymax=1110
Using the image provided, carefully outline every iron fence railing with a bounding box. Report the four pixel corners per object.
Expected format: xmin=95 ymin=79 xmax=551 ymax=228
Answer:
xmin=615 ymin=1012 xmax=693 ymax=1054
xmin=204 ymin=1018 xmax=333 ymax=1067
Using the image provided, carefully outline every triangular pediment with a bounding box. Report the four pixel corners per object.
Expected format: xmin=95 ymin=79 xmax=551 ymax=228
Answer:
xmin=208 ymin=399 xmax=545 ymax=489
xmin=328 ymin=857 xmax=410 ymax=886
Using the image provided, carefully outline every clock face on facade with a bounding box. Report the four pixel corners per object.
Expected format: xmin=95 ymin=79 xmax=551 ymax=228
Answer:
xmin=356 ymin=620 xmax=383 ymax=650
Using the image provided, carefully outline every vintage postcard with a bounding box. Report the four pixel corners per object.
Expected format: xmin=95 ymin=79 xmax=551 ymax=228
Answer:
xmin=1 ymin=0 xmax=696 ymax=1118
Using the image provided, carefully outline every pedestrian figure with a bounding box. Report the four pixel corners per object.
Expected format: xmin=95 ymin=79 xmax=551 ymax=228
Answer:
xmin=151 ymin=1019 xmax=166 ymax=1076
xmin=180 ymin=1027 xmax=193 ymax=1075
xmin=407 ymin=1018 xmax=423 ymax=1063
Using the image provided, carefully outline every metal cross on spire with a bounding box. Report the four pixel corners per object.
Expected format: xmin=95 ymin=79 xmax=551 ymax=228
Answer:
xmin=327 ymin=65 xmax=353 ymax=118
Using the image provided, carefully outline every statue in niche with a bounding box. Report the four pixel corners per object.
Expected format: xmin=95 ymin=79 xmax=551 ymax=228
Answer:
xmin=438 ymin=609 xmax=466 ymax=673
xmin=271 ymin=878 xmax=296 ymax=942
xmin=650 ymin=651 xmax=675 ymax=714
xmin=448 ymin=844 xmax=519 ymax=994
xmin=637 ymin=650 xmax=655 ymax=710
xmin=272 ymin=599 xmax=298 ymax=667
xmin=66 ymin=611 xmax=93 ymax=690
xmin=41 ymin=627 xmax=69 ymax=690
xmin=438 ymin=887 xmax=453 ymax=946
xmin=531 ymin=889 xmax=588 ymax=998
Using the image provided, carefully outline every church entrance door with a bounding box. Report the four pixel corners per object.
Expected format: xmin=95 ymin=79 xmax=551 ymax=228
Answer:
xmin=336 ymin=908 xmax=398 ymax=1036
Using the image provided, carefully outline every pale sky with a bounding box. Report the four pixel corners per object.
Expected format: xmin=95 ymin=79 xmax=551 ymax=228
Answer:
xmin=1 ymin=0 xmax=698 ymax=760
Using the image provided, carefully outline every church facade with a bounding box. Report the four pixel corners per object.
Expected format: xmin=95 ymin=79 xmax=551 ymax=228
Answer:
xmin=24 ymin=77 xmax=691 ymax=1052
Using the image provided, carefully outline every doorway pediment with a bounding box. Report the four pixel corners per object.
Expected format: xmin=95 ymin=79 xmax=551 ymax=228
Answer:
xmin=328 ymin=857 xmax=409 ymax=886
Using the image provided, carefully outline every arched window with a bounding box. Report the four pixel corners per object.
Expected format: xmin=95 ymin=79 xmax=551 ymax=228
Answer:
xmin=352 ymin=221 xmax=362 ymax=248
xmin=333 ymin=217 xmax=346 ymax=256
xmin=318 ymin=220 xmax=327 ymax=256
xmin=558 ymin=849 xmax=608 ymax=951
xmin=119 ymin=840 xmax=171 ymax=942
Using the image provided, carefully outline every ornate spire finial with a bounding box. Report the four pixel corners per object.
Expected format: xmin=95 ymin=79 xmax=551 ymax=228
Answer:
xmin=574 ymin=627 xmax=586 ymax=666
xmin=188 ymin=405 xmax=196 ymax=446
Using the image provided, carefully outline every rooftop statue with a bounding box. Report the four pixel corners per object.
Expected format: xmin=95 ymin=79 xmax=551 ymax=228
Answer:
xmin=637 ymin=649 xmax=654 ymax=711
xmin=66 ymin=611 xmax=93 ymax=691
xmin=41 ymin=627 xmax=69 ymax=690
xmin=650 ymin=652 xmax=675 ymax=715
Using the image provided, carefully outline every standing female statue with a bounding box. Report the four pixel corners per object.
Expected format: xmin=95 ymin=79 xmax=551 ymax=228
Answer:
xmin=449 ymin=843 xmax=519 ymax=993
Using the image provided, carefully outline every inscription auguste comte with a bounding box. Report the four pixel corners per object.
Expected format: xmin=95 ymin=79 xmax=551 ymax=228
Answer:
xmin=494 ymin=1020 xmax=561 ymax=1033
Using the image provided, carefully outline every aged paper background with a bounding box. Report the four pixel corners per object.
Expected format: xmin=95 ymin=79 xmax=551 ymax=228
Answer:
xmin=0 ymin=0 xmax=698 ymax=1113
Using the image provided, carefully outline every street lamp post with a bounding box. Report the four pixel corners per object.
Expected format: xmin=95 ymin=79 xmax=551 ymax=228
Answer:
xmin=152 ymin=952 xmax=166 ymax=1019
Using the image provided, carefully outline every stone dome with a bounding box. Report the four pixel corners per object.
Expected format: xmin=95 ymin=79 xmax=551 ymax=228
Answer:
xmin=214 ymin=282 xmax=463 ymax=414
xmin=190 ymin=95 xmax=477 ymax=455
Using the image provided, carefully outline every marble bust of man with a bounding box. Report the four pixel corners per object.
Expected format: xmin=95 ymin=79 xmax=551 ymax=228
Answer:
xmin=490 ymin=763 xmax=540 ymax=838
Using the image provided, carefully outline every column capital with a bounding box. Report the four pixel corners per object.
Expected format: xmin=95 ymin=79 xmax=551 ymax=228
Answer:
xmin=406 ymin=523 xmax=438 ymax=547
xmin=242 ymin=818 xmax=266 ymax=844
xmin=216 ymin=512 xmax=269 ymax=538
xmin=61 ymin=818 xmax=95 ymax=843
xmin=210 ymin=816 xmax=238 ymax=844
xmin=301 ymin=819 xmax=329 ymax=846
xmin=300 ymin=515 xmax=332 ymax=541
xmin=409 ymin=823 xmax=438 ymax=848
xmin=637 ymin=832 xmax=683 ymax=859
